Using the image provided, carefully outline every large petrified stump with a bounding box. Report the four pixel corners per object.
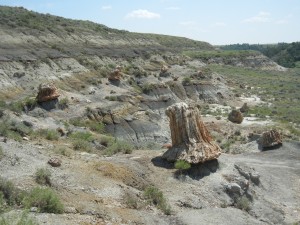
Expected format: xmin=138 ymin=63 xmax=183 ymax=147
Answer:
xmin=162 ymin=102 xmax=221 ymax=164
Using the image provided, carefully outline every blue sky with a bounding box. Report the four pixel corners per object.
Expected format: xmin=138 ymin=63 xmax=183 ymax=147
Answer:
xmin=1 ymin=0 xmax=299 ymax=45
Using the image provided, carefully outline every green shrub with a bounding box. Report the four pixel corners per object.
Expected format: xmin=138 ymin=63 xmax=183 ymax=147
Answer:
xmin=99 ymin=135 xmax=114 ymax=147
xmin=0 ymin=192 xmax=5 ymax=213
xmin=141 ymin=83 xmax=155 ymax=94
xmin=45 ymin=130 xmax=59 ymax=141
xmin=123 ymin=191 xmax=141 ymax=209
xmin=182 ymin=76 xmax=192 ymax=85
xmin=72 ymin=140 xmax=92 ymax=152
xmin=105 ymin=96 xmax=117 ymax=101
xmin=0 ymin=178 xmax=26 ymax=209
xmin=33 ymin=129 xmax=59 ymax=141
xmin=69 ymin=131 xmax=94 ymax=141
xmin=174 ymin=160 xmax=191 ymax=170
xmin=174 ymin=160 xmax=191 ymax=179
xmin=85 ymin=120 xmax=105 ymax=133
xmin=144 ymin=186 xmax=171 ymax=215
xmin=104 ymin=140 xmax=133 ymax=156
xmin=0 ymin=178 xmax=19 ymax=206
xmin=35 ymin=168 xmax=51 ymax=186
xmin=236 ymin=196 xmax=251 ymax=212
xmin=54 ymin=147 xmax=72 ymax=157
xmin=22 ymin=187 xmax=63 ymax=214
xmin=0 ymin=146 xmax=3 ymax=160
xmin=23 ymin=97 xmax=37 ymax=111
xmin=58 ymin=97 xmax=69 ymax=110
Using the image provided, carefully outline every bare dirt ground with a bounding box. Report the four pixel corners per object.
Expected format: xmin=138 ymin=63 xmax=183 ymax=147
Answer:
xmin=1 ymin=134 xmax=299 ymax=224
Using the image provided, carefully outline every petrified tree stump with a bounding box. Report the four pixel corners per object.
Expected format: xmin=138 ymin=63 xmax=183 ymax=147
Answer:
xmin=36 ymin=83 xmax=60 ymax=102
xmin=261 ymin=129 xmax=282 ymax=149
xmin=162 ymin=102 xmax=221 ymax=164
xmin=228 ymin=109 xmax=243 ymax=124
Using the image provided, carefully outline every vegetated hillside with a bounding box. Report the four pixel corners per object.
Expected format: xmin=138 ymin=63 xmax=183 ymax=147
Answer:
xmin=220 ymin=42 xmax=300 ymax=68
xmin=0 ymin=6 xmax=213 ymax=61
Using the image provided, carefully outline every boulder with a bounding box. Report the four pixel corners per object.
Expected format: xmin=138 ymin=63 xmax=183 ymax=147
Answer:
xmin=228 ymin=109 xmax=243 ymax=124
xmin=226 ymin=183 xmax=242 ymax=196
xmin=36 ymin=83 xmax=60 ymax=103
xmin=260 ymin=129 xmax=282 ymax=149
xmin=162 ymin=102 xmax=221 ymax=164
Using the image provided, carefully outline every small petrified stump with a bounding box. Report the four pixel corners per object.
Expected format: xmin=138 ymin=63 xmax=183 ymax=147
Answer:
xmin=48 ymin=157 xmax=62 ymax=167
xmin=228 ymin=109 xmax=243 ymax=124
xmin=261 ymin=129 xmax=282 ymax=149
xmin=240 ymin=103 xmax=249 ymax=113
xmin=162 ymin=102 xmax=221 ymax=164
xmin=36 ymin=83 xmax=60 ymax=103
xmin=108 ymin=66 xmax=122 ymax=81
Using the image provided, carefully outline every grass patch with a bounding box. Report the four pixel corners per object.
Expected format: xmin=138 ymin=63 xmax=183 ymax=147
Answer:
xmin=22 ymin=187 xmax=63 ymax=214
xmin=69 ymin=131 xmax=95 ymax=152
xmin=69 ymin=118 xmax=105 ymax=134
xmin=0 ymin=211 xmax=37 ymax=225
xmin=33 ymin=129 xmax=59 ymax=141
xmin=0 ymin=118 xmax=33 ymax=141
xmin=208 ymin=65 xmax=300 ymax=124
xmin=144 ymin=186 xmax=171 ymax=215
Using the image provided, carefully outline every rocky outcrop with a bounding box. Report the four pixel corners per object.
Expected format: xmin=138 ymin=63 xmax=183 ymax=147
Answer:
xmin=228 ymin=109 xmax=243 ymax=124
xmin=162 ymin=102 xmax=221 ymax=164
xmin=261 ymin=129 xmax=282 ymax=149
xmin=36 ymin=83 xmax=60 ymax=103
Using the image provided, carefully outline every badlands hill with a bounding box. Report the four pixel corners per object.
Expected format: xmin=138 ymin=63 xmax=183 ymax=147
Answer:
xmin=0 ymin=6 xmax=300 ymax=225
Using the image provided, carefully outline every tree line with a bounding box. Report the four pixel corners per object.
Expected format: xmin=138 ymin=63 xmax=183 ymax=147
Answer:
xmin=220 ymin=42 xmax=300 ymax=68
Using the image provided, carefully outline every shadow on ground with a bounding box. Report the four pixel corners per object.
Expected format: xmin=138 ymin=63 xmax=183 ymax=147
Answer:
xmin=152 ymin=156 xmax=219 ymax=180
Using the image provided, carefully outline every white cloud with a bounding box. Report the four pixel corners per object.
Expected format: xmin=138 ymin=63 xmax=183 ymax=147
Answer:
xmin=166 ymin=6 xmax=180 ymax=10
xmin=125 ymin=9 xmax=160 ymax=19
xmin=101 ymin=5 xmax=112 ymax=10
xmin=242 ymin=11 xmax=271 ymax=23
